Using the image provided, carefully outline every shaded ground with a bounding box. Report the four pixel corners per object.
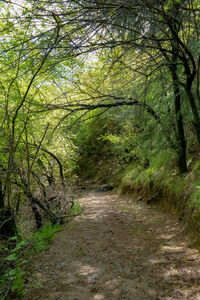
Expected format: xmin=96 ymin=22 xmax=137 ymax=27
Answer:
xmin=24 ymin=187 xmax=200 ymax=300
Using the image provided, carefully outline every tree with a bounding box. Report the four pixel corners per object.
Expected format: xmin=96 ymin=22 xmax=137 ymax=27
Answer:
xmin=10 ymin=0 xmax=198 ymax=173
xmin=0 ymin=1 xmax=78 ymax=236
xmin=0 ymin=0 xmax=199 ymax=238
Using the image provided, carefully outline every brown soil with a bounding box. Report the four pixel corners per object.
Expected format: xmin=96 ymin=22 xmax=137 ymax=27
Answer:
xmin=24 ymin=187 xmax=200 ymax=300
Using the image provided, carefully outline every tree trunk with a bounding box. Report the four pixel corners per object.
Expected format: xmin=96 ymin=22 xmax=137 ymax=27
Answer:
xmin=30 ymin=201 xmax=43 ymax=229
xmin=185 ymin=86 xmax=200 ymax=145
xmin=171 ymin=46 xmax=187 ymax=173
xmin=0 ymin=178 xmax=17 ymax=237
xmin=172 ymin=79 xmax=187 ymax=173
xmin=0 ymin=207 xmax=17 ymax=237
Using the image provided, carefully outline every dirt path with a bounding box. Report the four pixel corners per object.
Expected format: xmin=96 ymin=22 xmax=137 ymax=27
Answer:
xmin=25 ymin=188 xmax=200 ymax=300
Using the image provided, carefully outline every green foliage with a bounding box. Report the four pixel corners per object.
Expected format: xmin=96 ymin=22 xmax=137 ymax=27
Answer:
xmin=0 ymin=224 xmax=61 ymax=298
xmin=73 ymin=111 xmax=116 ymax=156
xmin=1 ymin=236 xmax=26 ymax=297
xmin=149 ymin=150 xmax=177 ymax=170
xmin=167 ymin=177 xmax=186 ymax=195
xmin=164 ymin=0 xmax=181 ymax=10
xmin=3 ymin=267 xmax=25 ymax=297
xmin=28 ymin=224 xmax=61 ymax=253
xmin=70 ymin=200 xmax=83 ymax=216
xmin=190 ymin=190 xmax=200 ymax=206
xmin=0 ymin=1 xmax=199 ymax=293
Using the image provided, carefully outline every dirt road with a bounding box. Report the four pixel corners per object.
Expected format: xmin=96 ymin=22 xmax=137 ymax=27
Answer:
xmin=25 ymin=188 xmax=200 ymax=299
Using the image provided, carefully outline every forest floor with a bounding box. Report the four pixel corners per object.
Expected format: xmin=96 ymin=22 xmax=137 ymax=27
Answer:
xmin=24 ymin=185 xmax=200 ymax=300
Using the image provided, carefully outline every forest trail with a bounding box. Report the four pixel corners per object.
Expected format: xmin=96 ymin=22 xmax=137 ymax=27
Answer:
xmin=25 ymin=187 xmax=200 ymax=300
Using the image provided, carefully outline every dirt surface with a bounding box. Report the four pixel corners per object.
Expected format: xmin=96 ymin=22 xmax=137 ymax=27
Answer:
xmin=24 ymin=187 xmax=200 ymax=300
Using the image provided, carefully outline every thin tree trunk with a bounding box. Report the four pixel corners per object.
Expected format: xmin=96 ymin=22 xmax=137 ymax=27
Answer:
xmin=30 ymin=201 xmax=43 ymax=229
xmin=171 ymin=42 xmax=187 ymax=173
xmin=185 ymin=86 xmax=200 ymax=145
xmin=0 ymin=178 xmax=17 ymax=237
xmin=0 ymin=207 xmax=17 ymax=237
xmin=171 ymin=78 xmax=187 ymax=172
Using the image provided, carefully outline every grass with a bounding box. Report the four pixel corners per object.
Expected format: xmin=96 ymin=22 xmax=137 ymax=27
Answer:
xmin=118 ymin=150 xmax=200 ymax=248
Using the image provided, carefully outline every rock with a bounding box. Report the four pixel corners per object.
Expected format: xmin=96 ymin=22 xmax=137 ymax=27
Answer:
xmin=95 ymin=185 xmax=113 ymax=192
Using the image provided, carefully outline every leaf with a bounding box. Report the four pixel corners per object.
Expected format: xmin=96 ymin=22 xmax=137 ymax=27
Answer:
xmin=4 ymin=253 xmax=17 ymax=261
xmin=9 ymin=236 xmax=18 ymax=241
xmin=12 ymin=241 xmax=26 ymax=252
xmin=5 ymin=268 xmax=17 ymax=278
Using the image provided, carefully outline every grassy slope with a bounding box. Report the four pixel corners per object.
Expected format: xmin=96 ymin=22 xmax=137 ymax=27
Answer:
xmin=117 ymin=150 xmax=200 ymax=247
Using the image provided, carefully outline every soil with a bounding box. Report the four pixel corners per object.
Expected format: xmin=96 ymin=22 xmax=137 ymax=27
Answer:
xmin=24 ymin=186 xmax=200 ymax=300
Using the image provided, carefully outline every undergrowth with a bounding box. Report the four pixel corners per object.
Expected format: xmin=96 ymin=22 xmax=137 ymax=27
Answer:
xmin=0 ymin=223 xmax=61 ymax=299
xmin=0 ymin=200 xmax=82 ymax=299
xmin=119 ymin=150 xmax=200 ymax=247
xmin=70 ymin=200 xmax=83 ymax=215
